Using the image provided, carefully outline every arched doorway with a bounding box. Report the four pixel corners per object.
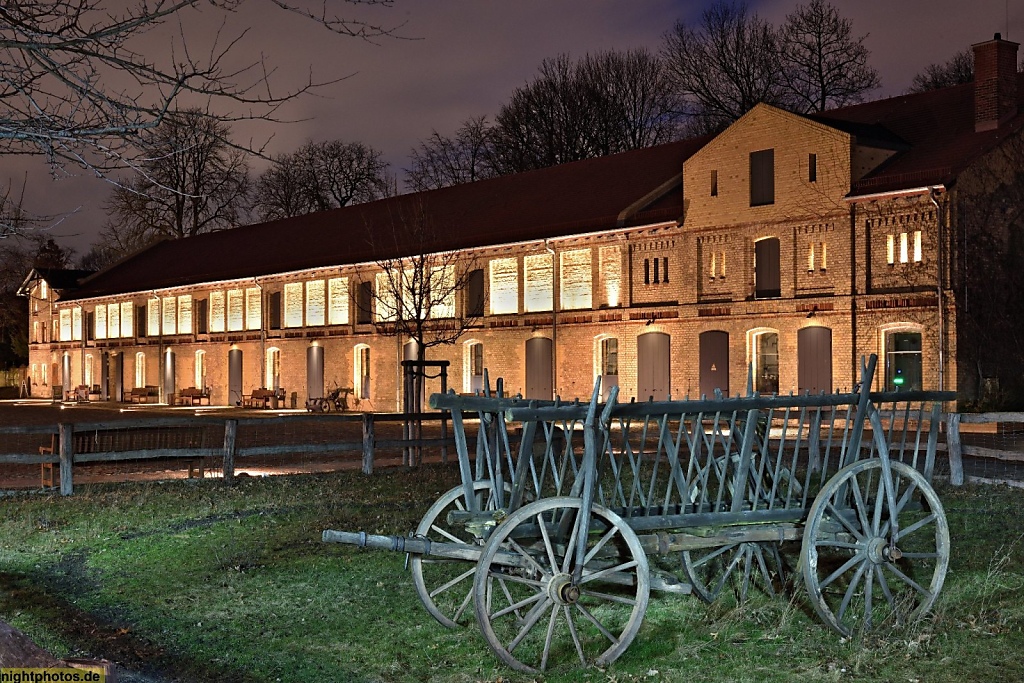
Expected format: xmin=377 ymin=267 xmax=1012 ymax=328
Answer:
xmin=699 ymin=330 xmax=730 ymax=398
xmin=637 ymin=332 xmax=670 ymax=401
xmin=307 ymin=344 xmax=324 ymax=401
xmin=798 ymin=326 xmax=832 ymax=394
xmin=228 ymin=348 xmax=243 ymax=406
xmin=525 ymin=337 xmax=553 ymax=399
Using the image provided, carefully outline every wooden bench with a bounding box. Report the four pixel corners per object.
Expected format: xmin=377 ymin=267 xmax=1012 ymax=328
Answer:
xmin=175 ymin=387 xmax=211 ymax=406
xmin=243 ymin=388 xmax=277 ymax=409
xmin=128 ymin=386 xmax=160 ymax=404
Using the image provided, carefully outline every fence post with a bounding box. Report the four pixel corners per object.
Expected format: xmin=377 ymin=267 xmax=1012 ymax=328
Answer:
xmin=223 ymin=419 xmax=237 ymax=484
xmin=947 ymin=412 xmax=963 ymax=486
xmin=59 ymin=423 xmax=73 ymax=496
xmin=362 ymin=413 xmax=375 ymax=475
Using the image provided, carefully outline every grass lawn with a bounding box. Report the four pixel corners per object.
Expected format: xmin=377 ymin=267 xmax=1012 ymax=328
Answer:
xmin=1 ymin=465 xmax=1023 ymax=682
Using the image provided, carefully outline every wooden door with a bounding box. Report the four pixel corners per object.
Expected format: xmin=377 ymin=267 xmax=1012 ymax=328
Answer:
xmin=525 ymin=337 xmax=553 ymax=399
xmin=637 ymin=332 xmax=670 ymax=401
xmin=798 ymin=326 xmax=832 ymax=394
xmin=699 ymin=330 xmax=730 ymax=398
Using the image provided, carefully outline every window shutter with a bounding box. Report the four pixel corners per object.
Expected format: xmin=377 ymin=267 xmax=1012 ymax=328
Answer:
xmin=750 ymin=149 xmax=775 ymax=206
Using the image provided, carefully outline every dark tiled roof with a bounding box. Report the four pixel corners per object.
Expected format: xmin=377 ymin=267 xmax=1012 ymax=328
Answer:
xmin=813 ymin=72 xmax=1024 ymax=195
xmin=34 ymin=268 xmax=95 ymax=290
xmin=68 ymin=136 xmax=710 ymax=300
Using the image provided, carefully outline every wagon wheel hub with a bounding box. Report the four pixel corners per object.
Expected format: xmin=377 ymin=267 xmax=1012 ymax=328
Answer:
xmin=866 ymin=536 xmax=901 ymax=564
xmin=548 ymin=573 xmax=580 ymax=605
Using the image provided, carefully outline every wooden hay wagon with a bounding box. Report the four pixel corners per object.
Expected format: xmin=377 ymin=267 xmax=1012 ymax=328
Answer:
xmin=323 ymin=354 xmax=954 ymax=673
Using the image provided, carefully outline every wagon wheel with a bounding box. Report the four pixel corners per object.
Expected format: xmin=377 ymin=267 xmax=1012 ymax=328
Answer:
xmin=410 ymin=481 xmax=507 ymax=628
xmin=681 ymin=541 xmax=786 ymax=605
xmin=473 ymin=497 xmax=650 ymax=673
xmin=321 ymin=398 xmax=332 ymax=413
xmin=801 ymin=459 xmax=950 ymax=637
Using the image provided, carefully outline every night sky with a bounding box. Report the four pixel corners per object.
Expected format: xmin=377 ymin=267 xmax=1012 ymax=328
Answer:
xmin=2 ymin=0 xmax=1020 ymax=255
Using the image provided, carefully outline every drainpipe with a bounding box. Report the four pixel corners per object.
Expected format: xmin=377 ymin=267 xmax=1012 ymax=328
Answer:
xmin=545 ymin=240 xmax=558 ymax=399
xmin=254 ymin=278 xmax=265 ymax=388
xmin=928 ymin=188 xmax=945 ymax=392
xmin=153 ymin=291 xmax=164 ymax=403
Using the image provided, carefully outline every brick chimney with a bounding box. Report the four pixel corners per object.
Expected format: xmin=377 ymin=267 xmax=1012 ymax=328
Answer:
xmin=972 ymin=33 xmax=1019 ymax=132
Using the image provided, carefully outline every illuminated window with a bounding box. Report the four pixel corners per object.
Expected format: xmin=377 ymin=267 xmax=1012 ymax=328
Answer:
xmin=71 ymin=307 xmax=82 ymax=341
xmin=886 ymin=234 xmax=895 ymax=265
xmin=108 ymin=303 xmax=121 ymax=339
xmin=41 ymin=363 xmax=48 ymax=386
xmin=40 ymin=281 xmax=48 ymax=300
xmin=328 ymin=277 xmax=349 ymax=325
xmin=162 ymin=296 xmax=177 ymax=335
xmin=428 ymin=267 xmax=456 ymax=319
xmin=886 ymin=331 xmax=922 ymax=391
xmin=524 ymin=254 xmax=553 ymax=312
xmin=375 ymin=272 xmax=399 ymax=322
xmin=178 ymin=295 xmax=193 ymax=334
xmin=820 ymin=242 xmax=827 ymax=270
xmin=245 ymin=288 xmax=261 ymax=330
xmin=900 ymin=232 xmax=909 ymax=263
xmin=913 ymin=230 xmax=922 ymax=262
xmin=147 ymin=298 xmax=159 ymax=336
xmin=195 ymin=350 xmax=206 ymax=389
xmin=94 ymin=307 xmax=106 ymax=342
xmin=354 ymin=344 xmax=371 ymax=400
xmin=120 ymin=302 xmax=133 ymax=338
xmin=227 ymin=289 xmax=244 ymax=331
xmin=599 ymin=246 xmax=621 ymax=307
xmin=306 ymin=280 xmax=325 ymax=326
xmin=808 ymin=243 xmax=815 ymax=272
xmin=84 ymin=354 xmax=94 ymax=388
xmin=59 ymin=309 xmax=71 ymax=341
xmin=135 ymin=352 xmax=146 ymax=388
xmin=210 ymin=291 xmax=225 ymax=333
xmin=600 ymin=337 xmax=618 ymax=376
xmin=266 ymin=347 xmax=281 ymax=390
xmin=710 ymin=252 xmax=717 ymax=279
xmin=284 ymin=283 xmax=303 ymax=327
xmin=560 ymin=249 xmax=592 ymax=310
xmin=489 ymin=258 xmax=518 ymax=315
xmin=753 ymin=331 xmax=780 ymax=394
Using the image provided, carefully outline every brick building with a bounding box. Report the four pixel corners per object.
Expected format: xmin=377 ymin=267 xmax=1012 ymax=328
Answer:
xmin=21 ymin=35 xmax=1024 ymax=410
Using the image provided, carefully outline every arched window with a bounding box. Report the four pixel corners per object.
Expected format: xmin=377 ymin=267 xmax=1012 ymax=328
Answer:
xmin=266 ymin=347 xmax=281 ymax=390
xmin=84 ymin=354 xmax=94 ymax=388
xmin=354 ymin=344 xmax=371 ymax=400
xmin=883 ymin=325 xmax=923 ymax=391
xmin=594 ymin=335 xmax=619 ymax=401
xmin=748 ymin=329 xmax=779 ymax=395
xmin=464 ymin=341 xmax=484 ymax=394
xmin=135 ymin=352 xmax=146 ymax=388
xmin=195 ymin=350 xmax=207 ymax=390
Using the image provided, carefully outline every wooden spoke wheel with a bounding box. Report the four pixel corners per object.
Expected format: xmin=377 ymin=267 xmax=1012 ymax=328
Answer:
xmin=682 ymin=540 xmax=786 ymax=605
xmin=802 ymin=459 xmax=950 ymax=637
xmin=472 ymin=497 xmax=649 ymax=673
xmin=410 ymin=482 xmax=505 ymax=628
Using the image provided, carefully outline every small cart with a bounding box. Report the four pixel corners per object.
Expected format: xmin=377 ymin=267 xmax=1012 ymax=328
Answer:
xmin=324 ymin=355 xmax=953 ymax=673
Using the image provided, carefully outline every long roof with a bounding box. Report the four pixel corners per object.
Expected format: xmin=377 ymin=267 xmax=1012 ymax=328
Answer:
xmin=66 ymin=72 xmax=1024 ymax=301
xmin=69 ymin=136 xmax=710 ymax=300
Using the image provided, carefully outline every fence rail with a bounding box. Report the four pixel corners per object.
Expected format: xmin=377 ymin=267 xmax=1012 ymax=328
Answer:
xmin=946 ymin=411 xmax=1024 ymax=486
xmin=0 ymin=411 xmax=463 ymax=495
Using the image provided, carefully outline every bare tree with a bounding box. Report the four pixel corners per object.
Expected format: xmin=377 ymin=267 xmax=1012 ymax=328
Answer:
xmin=489 ymin=49 xmax=680 ymax=174
xmin=99 ymin=109 xmax=251 ymax=256
xmin=779 ymin=0 xmax=880 ymax=112
xmin=405 ymin=116 xmax=497 ymax=191
xmin=359 ymin=200 xmax=481 ymax=461
xmin=909 ymin=50 xmax=974 ymax=93
xmin=254 ymin=140 xmax=391 ymax=220
xmin=0 ymin=0 xmax=397 ymax=235
xmin=662 ymin=1 xmax=785 ymax=134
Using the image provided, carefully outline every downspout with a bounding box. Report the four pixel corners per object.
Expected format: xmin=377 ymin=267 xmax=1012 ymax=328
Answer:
xmin=254 ymin=278 xmax=265 ymax=389
xmin=928 ymin=188 xmax=945 ymax=392
xmin=153 ymin=291 xmax=164 ymax=403
xmin=545 ymin=240 xmax=558 ymax=399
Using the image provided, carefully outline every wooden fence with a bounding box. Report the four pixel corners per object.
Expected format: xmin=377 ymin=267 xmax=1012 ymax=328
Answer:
xmin=0 ymin=412 xmax=459 ymax=496
xmin=946 ymin=412 xmax=1024 ymax=486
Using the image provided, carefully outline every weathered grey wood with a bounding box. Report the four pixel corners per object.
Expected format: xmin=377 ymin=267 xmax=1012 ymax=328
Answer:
xmin=235 ymin=442 xmax=362 ymax=458
xmin=223 ymin=419 xmax=237 ymax=484
xmin=0 ymin=453 xmax=60 ymax=464
xmin=74 ymin=448 xmax=222 ymax=463
xmin=961 ymin=444 xmax=1024 ymax=462
xmin=362 ymin=413 xmax=374 ymax=475
xmin=958 ymin=412 xmax=1024 ymax=424
xmin=946 ymin=412 xmax=963 ymax=486
xmin=59 ymin=423 xmax=73 ymax=496
xmin=0 ymin=424 xmax=63 ymax=436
